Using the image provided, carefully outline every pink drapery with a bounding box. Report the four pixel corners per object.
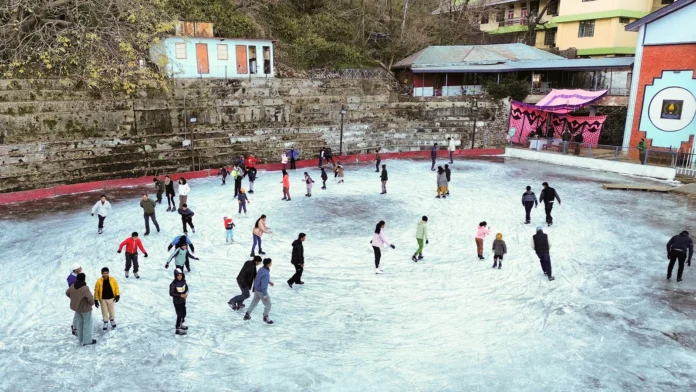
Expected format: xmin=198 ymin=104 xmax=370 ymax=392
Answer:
xmin=509 ymin=101 xmax=608 ymax=146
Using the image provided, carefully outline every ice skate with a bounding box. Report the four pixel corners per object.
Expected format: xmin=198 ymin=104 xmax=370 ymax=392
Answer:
xmin=492 ymin=262 xmax=497 ymax=268
xmin=412 ymin=255 xmax=417 ymax=262
xmin=110 ymin=320 xmax=117 ymax=329
xmin=243 ymin=313 xmax=251 ymax=321
xmin=248 ymin=190 xmax=254 ymax=194
xmin=192 ymin=228 xmax=196 ymax=233
xmin=259 ymin=250 xmax=266 ymax=255
xmin=134 ymin=272 xmax=139 ymax=279
xmin=436 ymin=196 xmax=441 ymax=199
xmin=677 ymin=279 xmax=683 ymax=282
xmin=498 ymin=264 xmax=502 ymax=270
xmin=103 ymin=321 xmax=108 ymax=331
xmin=548 ymin=276 xmax=555 ymax=281
xmin=98 ymin=229 xmax=103 ymax=235
xmin=250 ymin=252 xmax=255 ymax=257
xmin=83 ymin=339 xmax=97 ymax=346
xmin=125 ymin=271 xmax=129 ymax=278
xmin=71 ymin=325 xmax=76 ymax=336
xmin=175 ymin=329 xmax=187 ymax=335
xmin=228 ymin=303 xmax=237 ymax=311
xmin=287 ymin=281 xmax=293 ymax=289
xmin=418 ymin=255 xmax=424 ymax=260
xmin=179 ymin=324 xmax=188 ymax=330
xmin=238 ymin=303 xmax=246 ymax=310
xmin=286 ymin=198 xmax=292 ymax=201
xmin=263 ymin=316 xmax=274 ymax=325
xmin=166 ymin=207 xmax=171 ymax=212
xmin=375 ymin=268 xmax=382 ymax=274
xmin=282 ymin=197 xmax=287 ymax=200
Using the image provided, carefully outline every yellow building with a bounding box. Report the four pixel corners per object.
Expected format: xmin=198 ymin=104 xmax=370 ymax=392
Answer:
xmin=437 ymin=0 xmax=676 ymax=57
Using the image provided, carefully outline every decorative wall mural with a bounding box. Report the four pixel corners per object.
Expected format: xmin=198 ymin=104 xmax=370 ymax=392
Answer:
xmin=640 ymin=71 xmax=696 ymax=148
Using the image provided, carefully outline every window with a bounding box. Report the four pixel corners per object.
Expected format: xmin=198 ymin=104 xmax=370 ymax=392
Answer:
xmin=544 ymin=28 xmax=557 ymax=46
xmin=619 ymin=17 xmax=630 ymax=24
xmin=496 ymin=10 xmax=505 ymax=22
xmin=217 ymin=44 xmax=228 ymax=60
xmin=263 ymin=46 xmax=271 ymax=75
xmin=175 ymin=43 xmax=187 ymax=59
xmin=481 ymin=13 xmax=489 ymax=24
xmin=662 ymin=0 xmax=675 ymax=4
xmin=547 ymin=0 xmax=559 ymax=16
xmin=578 ymin=20 xmax=595 ymax=37
xmin=521 ymin=5 xmax=528 ymax=22
xmin=507 ymin=5 xmax=514 ymax=20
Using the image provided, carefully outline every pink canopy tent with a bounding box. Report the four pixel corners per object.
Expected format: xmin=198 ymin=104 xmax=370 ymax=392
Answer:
xmin=531 ymin=89 xmax=608 ymax=114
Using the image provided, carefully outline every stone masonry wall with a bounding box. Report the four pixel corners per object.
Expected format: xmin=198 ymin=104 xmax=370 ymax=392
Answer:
xmin=0 ymin=78 xmax=509 ymax=193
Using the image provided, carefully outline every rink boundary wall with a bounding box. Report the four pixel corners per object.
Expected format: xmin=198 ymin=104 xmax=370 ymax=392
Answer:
xmin=505 ymin=148 xmax=676 ymax=180
xmin=0 ymin=149 xmax=504 ymax=205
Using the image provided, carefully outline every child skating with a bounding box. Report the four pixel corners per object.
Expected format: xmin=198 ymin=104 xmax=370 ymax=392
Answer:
xmin=335 ymin=162 xmax=344 ymax=184
xmin=475 ymin=221 xmax=491 ymax=260
xmin=304 ymin=172 xmax=315 ymax=197
xmin=321 ymin=168 xmax=328 ymax=190
xmin=492 ymin=233 xmax=507 ymax=269
xmin=281 ymin=169 xmax=291 ymax=201
xmin=238 ymin=188 xmax=250 ymax=215
xmin=412 ymin=216 xmax=429 ymax=262
xmin=224 ymin=216 xmax=236 ymax=244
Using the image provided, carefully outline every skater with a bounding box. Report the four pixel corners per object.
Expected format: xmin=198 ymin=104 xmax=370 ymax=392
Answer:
xmin=153 ymin=177 xmax=164 ymax=204
xmin=666 ymin=230 xmax=693 ymax=282
xmin=539 ymin=182 xmax=561 ymax=226
xmin=320 ymin=167 xmax=328 ymax=190
xmin=412 ymin=216 xmax=429 ymax=262
xmin=281 ymin=169 xmax=291 ymax=201
xmin=475 ymin=221 xmax=491 ymax=260
xmin=448 ymin=137 xmax=456 ymax=164
xmin=287 ymin=233 xmax=306 ymax=288
xmin=243 ymin=258 xmax=275 ymax=325
xmin=532 ymin=226 xmax=554 ymax=281
xmin=238 ymin=155 xmax=247 ymax=175
xmin=66 ymin=273 xmax=97 ymax=346
xmin=492 ymin=233 xmax=507 ymax=269
xmin=380 ymin=164 xmax=388 ymax=194
xmin=166 ymin=242 xmax=199 ymax=274
xmin=430 ymin=143 xmax=438 ymax=171
xmin=170 ymin=268 xmax=189 ymax=335
xmin=304 ymin=172 xmax=315 ymax=197
xmin=335 ymin=162 xmax=344 ymax=184
xmin=238 ymin=188 xmax=250 ymax=215
xmin=436 ymin=166 xmax=448 ymax=198
xmin=167 ymin=233 xmax=194 ymax=253
xmin=325 ymin=147 xmax=334 ymax=165
xmin=67 ymin=263 xmax=82 ymax=336
xmin=117 ymin=231 xmax=148 ymax=279
xmin=247 ymin=167 xmax=257 ymax=194
xmin=224 ymin=216 xmax=236 ymax=243
xmin=228 ymin=256 xmax=262 ymax=311
xmin=281 ymin=151 xmax=289 ymax=170
xmin=140 ymin=194 xmax=160 ymax=235
xmin=94 ymin=267 xmax=120 ymax=332
xmin=245 ymin=154 xmax=259 ymax=171
xmin=233 ymin=166 xmax=243 ymax=198
xmin=444 ymin=164 xmax=451 ymax=195
xmin=178 ymin=178 xmax=191 ymax=207
xmin=90 ymin=194 xmax=112 ymax=235
xmin=218 ymin=166 xmax=229 ymax=185
xmin=251 ymin=214 xmax=271 ymax=257
xmin=289 ymin=146 xmax=298 ymax=170
xmin=371 ymin=221 xmax=395 ymax=274
xmin=522 ymin=186 xmax=538 ymax=224
xmin=318 ymin=147 xmax=325 ymax=168
xmin=374 ymin=148 xmax=381 ymax=172
xmin=178 ymin=204 xmax=195 ymax=234
xmin=165 ymin=175 xmax=176 ymax=212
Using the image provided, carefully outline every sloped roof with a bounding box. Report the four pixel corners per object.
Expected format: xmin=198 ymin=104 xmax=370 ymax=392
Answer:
xmin=626 ymin=0 xmax=696 ymax=31
xmin=393 ymin=44 xmax=565 ymax=69
xmin=410 ymin=57 xmax=635 ymax=73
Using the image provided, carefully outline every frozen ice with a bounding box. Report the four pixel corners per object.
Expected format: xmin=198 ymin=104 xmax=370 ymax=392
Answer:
xmin=1 ymin=157 xmax=696 ymax=391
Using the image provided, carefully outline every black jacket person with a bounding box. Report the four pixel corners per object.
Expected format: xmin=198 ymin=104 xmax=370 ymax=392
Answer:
xmin=287 ymin=233 xmax=306 ymax=287
xmin=228 ymin=256 xmax=261 ymax=310
xmin=666 ymin=231 xmax=693 ymax=282
xmin=539 ymin=182 xmax=561 ymax=226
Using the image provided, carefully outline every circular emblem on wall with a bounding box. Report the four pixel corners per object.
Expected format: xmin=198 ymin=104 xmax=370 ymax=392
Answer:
xmin=648 ymin=87 xmax=696 ymax=132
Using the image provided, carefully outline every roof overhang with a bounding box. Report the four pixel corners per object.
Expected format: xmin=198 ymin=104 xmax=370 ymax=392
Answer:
xmin=410 ymin=58 xmax=635 ymax=73
xmin=626 ymin=0 xmax=696 ymax=31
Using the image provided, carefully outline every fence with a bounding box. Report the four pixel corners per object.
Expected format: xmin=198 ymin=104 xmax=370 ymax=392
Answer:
xmin=310 ymin=68 xmax=390 ymax=80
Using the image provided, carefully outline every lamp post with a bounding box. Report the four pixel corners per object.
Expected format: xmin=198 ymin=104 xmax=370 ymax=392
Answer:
xmin=339 ymin=105 xmax=347 ymax=155
xmin=470 ymin=100 xmax=479 ymax=149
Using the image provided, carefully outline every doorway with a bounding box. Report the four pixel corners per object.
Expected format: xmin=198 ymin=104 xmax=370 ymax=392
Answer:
xmin=195 ymin=43 xmax=209 ymax=74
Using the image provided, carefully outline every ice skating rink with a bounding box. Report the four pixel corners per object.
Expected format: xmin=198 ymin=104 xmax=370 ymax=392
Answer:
xmin=1 ymin=157 xmax=696 ymax=391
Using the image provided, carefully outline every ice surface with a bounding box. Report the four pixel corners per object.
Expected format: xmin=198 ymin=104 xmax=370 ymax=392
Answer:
xmin=1 ymin=157 xmax=696 ymax=391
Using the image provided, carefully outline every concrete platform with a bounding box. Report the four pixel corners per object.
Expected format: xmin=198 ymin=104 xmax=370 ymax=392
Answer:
xmin=602 ymin=184 xmax=672 ymax=192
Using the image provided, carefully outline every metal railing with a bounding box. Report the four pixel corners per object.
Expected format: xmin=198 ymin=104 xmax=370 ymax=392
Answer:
xmin=515 ymin=139 xmax=623 ymax=161
xmin=530 ymin=86 xmax=630 ymax=96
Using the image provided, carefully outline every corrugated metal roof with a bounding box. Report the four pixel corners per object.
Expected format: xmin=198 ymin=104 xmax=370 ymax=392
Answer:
xmin=393 ymin=44 xmax=564 ymax=69
xmin=411 ymin=57 xmax=635 ymax=73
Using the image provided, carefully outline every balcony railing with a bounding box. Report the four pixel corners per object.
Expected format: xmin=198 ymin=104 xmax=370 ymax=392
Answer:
xmin=530 ymin=86 xmax=630 ymax=96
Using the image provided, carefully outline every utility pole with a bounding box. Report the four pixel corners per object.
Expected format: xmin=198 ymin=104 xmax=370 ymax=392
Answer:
xmin=340 ymin=105 xmax=347 ymax=155
xmin=471 ymin=100 xmax=478 ymax=149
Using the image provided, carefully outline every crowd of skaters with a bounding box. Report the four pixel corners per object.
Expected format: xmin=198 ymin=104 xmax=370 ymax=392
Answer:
xmin=68 ymin=141 xmax=692 ymax=346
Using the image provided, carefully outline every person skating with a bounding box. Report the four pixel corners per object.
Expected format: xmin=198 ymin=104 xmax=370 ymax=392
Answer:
xmin=412 ymin=216 xmax=429 ymax=262
xmin=492 ymin=233 xmax=507 ymax=269
xmin=67 ymin=263 xmax=82 ymax=336
xmin=281 ymin=169 xmax=291 ymax=201
xmin=666 ymin=230 xmax=693 ymax=282
xmin=304 ymin=172 xmax=315 ymax=197
xmin=140 ymin=194 xmax=160 ymax=235
xmin=164 ymin=175 xmax=176 ymax=212
xmin=325 ymin=147 xmax=334 ymax=165
xmin=247 ymin=167 xmax=257 ymax=194
xmin=374 ymin=148 xmax=381 ymax=172
xmin=475 ymin=221 xmax=491 ymax=260
xmin=436 ymin=166 xmax=448 ymax=198
xmin=166 ymin=242 xmax=199 ymax=274
xmin=233 ymin=166 xmax=244 ymax=198
xmin=448 ymin=137 xmax=456 ymax=164
xmin=371 ymin=221 xmax=395 ymax=274
xmin=287 ymin=233 xmax=306 ymax=288
xmin=94 ymin=267 xmax=120 ymax=332
xmin=238 ymin=155 xmax=247 ymax=175
xmin=444 ymin=164 xmax=451 ymax=195
xmin=224 ymin=216 xmax=236 ymax=244
xmin=90 ymin=194 xmax=112 ymax=235
xmin=430 ymin=143 xmax=438 ymax=171
xmin=167 ymin=233 xmax=194 ymax=253
xmin=238 ymin=188 xmax=250 ymax=215
xmin=169 ymin=268 xmax=189 ymax=335
xmin=251 ymin=214 xmax=271 ymax=257
xmin=532 ymin=226 xmax=554 ymax=281
xmin=380 ymin=164 xmax=388 ymax=194
xmin=66 ymin=273 xmax=97 ymax=346
xmin=117 ymin=231 xmax=148 ymax=279
xmin=218 ymin=166 xmax=229 ymax=185
xmin=320 ymin=167 xmax=328 ymax=190
xmin=178 ymin=178 xmax=191 ymax=207
xmin=229 ymin=256 xmax=262 ymax=311
xmin=281 ymin=151 xmax=289 ymax=170
xmin=318 ymin=147 xmax=325 ymax=168
xmin=522 ymin=186 xmax=538 ymax=224
xmin=539 ymin=182 xmax=561 ymax=226
xmin=335 ymin=162 xmax=345 ymax=184
xmin=246 ymin=154 xmax=259 ymax=172
xmin=153 ymin=177 xmax=165 ymax=204
xmin=243 ymin=258 xmax=275 ymax=325
xmin=289 ymin=146 xmax=298 ymax=170
xmin=178 ymin=203 xmax=195 ymax=234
